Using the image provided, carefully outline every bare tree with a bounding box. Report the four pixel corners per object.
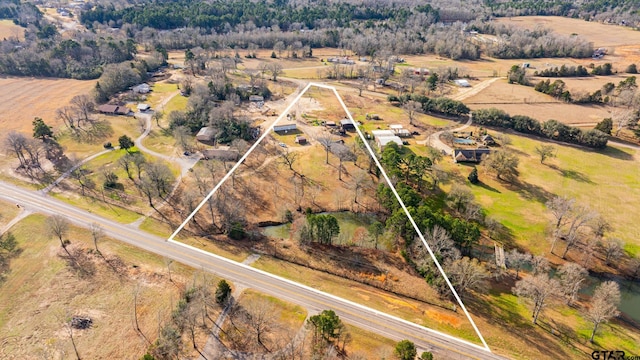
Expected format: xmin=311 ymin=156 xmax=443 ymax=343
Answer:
xmin=514 ymin=274 xmax=560 ymax=324
xmin=70 ymin=94 xmax=95 ymax=126
xmin=530 ymin=255 xmax=550 ymax=275
xmin=89 ymin=223 xmax=105 ymax=253
xmin=335 ymin=146 xmax=356 ymax=181
xmin=3 ymin=131 xmax=29 ymax=168
xmin=316 ymin=133 xmax=335 ymax=165
xmin=423 ymin=225 xmax=460 ymax=262
xmin=46 ymin=214 xmax=70 ymax=250
xmin=445 ymin=257 xmax=489 ymax=299
xmin=278 ymin=148 xmax=299 ymax=174
xmin=268 ymin=63 xmax=284 ymax=81
xmin=505 ymin=249 xmax=532 ymax=279
xmin=587 ymin=281 xmax=621 ymax=343
xmin=561 ymin=206 xmax=597 ymax=259
xmin=546 ymin=196 xmax=575 ymax=254
xmin=402 ymin=100 xmax=421 ymax=125
xmin=600 ymin=238 xmax=625 ymax=267
xmin=558 ymin=262 xmax=588 ymax=306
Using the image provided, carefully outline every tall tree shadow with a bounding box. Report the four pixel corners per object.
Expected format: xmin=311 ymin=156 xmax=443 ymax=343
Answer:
xmin=547 ymin=164 xmax=595 ymax=184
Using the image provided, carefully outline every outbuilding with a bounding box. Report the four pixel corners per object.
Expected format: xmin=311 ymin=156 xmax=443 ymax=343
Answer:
xmin=196 ymin=127 xmax=218 ymax=142
xmin=273 ymin=122 xmax=297 ymax=133
xmin=137 ymin=103 xmax=151 ymax=112
xmin=340 ymin=119 xmax=355 ymax=131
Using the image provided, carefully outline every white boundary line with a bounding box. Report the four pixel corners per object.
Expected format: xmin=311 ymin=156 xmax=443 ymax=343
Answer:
xmin=168 ymin=82 xmax=491 ymax=352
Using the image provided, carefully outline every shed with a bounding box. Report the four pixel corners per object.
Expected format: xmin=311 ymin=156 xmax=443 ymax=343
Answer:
xmin=325 ymin=121 xmax=337 ymax=127
xmin=481 ymin=134 xmax=496 ymax=145
xmin=454 ymin=79 xmax=471 ymax=87
xmin=376 ymin=135 xmax=403 ymax=151
xmin=196 ymin=127 xmax=217 ymax=142
xmin=452 ymin=149 xmax=491 ymax=163
xmin=137 ymin=104 xmax=151 ymax=111
xmin=396 ymin=129 xmax=411 ymax=137
xmin=249 ymin=95 xmax=264 ymax=102
xmin=202 ymin=146 xmax=239 ymax=161
xmin=340 ymin=119 xmax=355 ymax=131
xmin=273 ymin=122 xmax=297 ymax=133
xmin=295 ymin=135 xmax=307 ymax=144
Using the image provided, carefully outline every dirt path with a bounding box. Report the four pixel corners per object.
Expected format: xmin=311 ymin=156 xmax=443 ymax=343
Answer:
xmin=450 ymin=77 xmax=503 ymax=101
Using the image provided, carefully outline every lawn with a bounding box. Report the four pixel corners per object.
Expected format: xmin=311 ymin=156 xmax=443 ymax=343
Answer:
xmin=441 ymin=130 xmax=640 ymax=257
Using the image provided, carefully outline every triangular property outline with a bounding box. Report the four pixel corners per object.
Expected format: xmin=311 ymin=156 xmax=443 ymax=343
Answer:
xmin=167 ymin=82 xmax=492 ymax=353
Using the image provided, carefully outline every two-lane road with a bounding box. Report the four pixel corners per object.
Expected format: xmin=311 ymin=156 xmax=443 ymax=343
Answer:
xmin=0 ymin=181 xmax=507 ymax=360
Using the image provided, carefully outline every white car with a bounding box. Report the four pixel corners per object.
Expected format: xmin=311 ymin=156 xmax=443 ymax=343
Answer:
xmin=279 ymin=142 xmax=287 ymax=147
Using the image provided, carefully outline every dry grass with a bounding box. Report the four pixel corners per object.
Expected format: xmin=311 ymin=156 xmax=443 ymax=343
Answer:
xmin=465 ymin=79 xmax=611 ymax=126
xmin=0 ymin=214 xmax=199 ymax=359
xmin=494 ymin=16 xmax=640 ymax=48
xmin=0 ymin=20 xmax=24 ymax=40
xmin=0 ymin=77 xmax=95 ymax=133
xmin=0 ymin=199 xmax=21 ymax=228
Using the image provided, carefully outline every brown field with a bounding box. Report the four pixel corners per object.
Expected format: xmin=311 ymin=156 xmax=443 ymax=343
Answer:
xmin=464 ymin=79 xmax=611 ymax=126
xmin=494 ymin=16 xmax=640 ymax=48
xmin=0 ymin=214 xmax=214 ymax=359
xmin=0 ymin=77 xmax=96 ymax=133
xmin=0 ymin=20 xmax=24 ymax=41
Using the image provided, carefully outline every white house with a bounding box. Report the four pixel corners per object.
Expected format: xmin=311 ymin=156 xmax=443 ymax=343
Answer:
xmin=371 ymin=130 xmax=396 ymax=138
xmin=376 ymin=135 xmax=403 ymax=150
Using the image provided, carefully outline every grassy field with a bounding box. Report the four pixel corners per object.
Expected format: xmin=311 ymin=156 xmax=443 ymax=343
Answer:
xmin=0 ymin=214 xmax=196 ymax=359
xmin=441 ymin=129 xmax=640 ymax=256
xmin=0 ymin=19 xmax=24 ymax=40
xmin=465 ymin=80 xmax=611 ymax=127
xmin=0 ymin=199 xmax=21 ymax=228
xmin=0 ymin=77 xmax=95 ymax=134
xmin=494 ymin=16 xmax=640 ymax=48
xmin=251 ymin=257 xmax=480 ymax=345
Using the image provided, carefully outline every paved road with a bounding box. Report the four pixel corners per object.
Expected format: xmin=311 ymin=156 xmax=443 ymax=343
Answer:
xmin=0 ymin=180 xmax=507 ymax=360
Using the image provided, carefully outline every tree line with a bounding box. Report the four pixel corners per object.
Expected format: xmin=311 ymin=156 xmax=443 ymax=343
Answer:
xmin=472 ymin=108 xmax=609 ymax=148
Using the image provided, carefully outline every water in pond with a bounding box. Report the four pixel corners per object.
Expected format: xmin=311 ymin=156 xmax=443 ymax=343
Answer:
xmin=260 ymin=212 xmax=378 ymax=247
xmin=581 ymin=276 xmax=640 ymax=323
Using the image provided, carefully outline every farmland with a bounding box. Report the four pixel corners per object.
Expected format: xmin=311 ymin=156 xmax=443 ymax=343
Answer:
xmin=0 ymin=77 xmax=95 ymax=133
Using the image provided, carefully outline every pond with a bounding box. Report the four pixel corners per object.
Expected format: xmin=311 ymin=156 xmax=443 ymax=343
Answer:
xmin=260 ymin=212 xmax=379 ymax=247
xmin=581 ymin=276 xmax=640 ymax=323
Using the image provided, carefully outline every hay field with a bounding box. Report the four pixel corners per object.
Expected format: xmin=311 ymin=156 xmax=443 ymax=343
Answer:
xmin=465 ymin=79 xmax=611 ymax=126
xmin=494 ymin=16 xmax=640 ymax=47
xmin=0 ymin=77 xmax=96 ymax=133
xmin=0 ymin=20 xmax=24 ymax=40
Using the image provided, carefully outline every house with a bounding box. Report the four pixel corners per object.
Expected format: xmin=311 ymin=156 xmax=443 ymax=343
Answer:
xmin=295 ymin=135 xmax=307 ymax=144
xmin=452 ymin=149 xmax=491 ymax=163
xmin=273 ymin=122 xmax=297 ymax=133
xmin=196 ymin=127 xmax=218 ymax=142
xmin=249 ymin=95 xmax=264 ymax=102
xmin=97 ymin=104 xmax=130 ymax=115
xmin=454 ymin=79 xmax=471 ymax=87
xmin=202 ymin=146 xmax=239 ymax=162
xmin=340 ymin=119 xmax=355 ymax=131
xmin=376 ymin=135 xmax=403 ymax=151
xmin=389 ymin=125 xmax=411 ymax=137
xmin=481 ymin=134 xmax=495 ymax=145
xmin=137 ymin=104 xmax=151 ymax=112
xmin=132 ymin=83 xmax=151 ymax=94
